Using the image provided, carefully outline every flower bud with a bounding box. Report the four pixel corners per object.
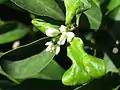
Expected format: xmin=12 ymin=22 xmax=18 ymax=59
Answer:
xmin=45 ymin=28 xmax=60 ymax=37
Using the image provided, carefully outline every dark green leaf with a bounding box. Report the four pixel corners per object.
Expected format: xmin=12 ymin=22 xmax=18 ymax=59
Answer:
xmin=84 ymin=2 xmax=102 ymax=30
xmin=0 ymin=22 xmax=30 ymax=44
xmin=103 ymin=53 xmax=119 ymax=73
xmin=11 ymin=0 xmax=65 ymax=21
xmin=2 ymin=50 xmax=55 ymax=79
xmin=0 ymin=0 xmax=7 ymax=4
xmin=0 ymin=66 xmax=19 ymax=84
xmin=92 ymin=0 xmax=104 ymax=6
xmin=32 ymin=60 xmax=65 ymax=80
xmin=1 ymin=37 xmax=64 ymax=80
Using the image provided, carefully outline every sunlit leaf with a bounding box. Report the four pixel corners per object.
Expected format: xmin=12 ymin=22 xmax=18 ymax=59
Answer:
xmin=107 ymin=0 xmax=120 ymax=13
xmin=64 ymin=0 xmax=91 ymax=25
xmin=32 ymin=19 xmax=59 ymax=34
xmin=62 ymin=37 xmax=106 ymax=86
xmin=109 ymin=6 xmax=120 ymax=21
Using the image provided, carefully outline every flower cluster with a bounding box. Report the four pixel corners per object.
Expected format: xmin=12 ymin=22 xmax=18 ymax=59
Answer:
xmin=45 ymin=25 xmax=75 ymax=55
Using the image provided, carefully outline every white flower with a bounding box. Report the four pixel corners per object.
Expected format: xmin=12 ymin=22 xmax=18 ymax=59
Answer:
xmin=45 ymin=25 xmax=75 ymax=55
xmin=45 ymin=28 xmax=60 ymax=37
xmin=57 ymin=25 xmax=75 ymax=45
xmin=45 ymin=41 xmax=60 ymax=55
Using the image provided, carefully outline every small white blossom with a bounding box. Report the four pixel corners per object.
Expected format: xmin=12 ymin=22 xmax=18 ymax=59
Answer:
xmin=45 ymin=28 xmax=60 ymax=37
xmin=59 ymin=25 xmax=67 ymax=32
xmin=12 ymin=41 xmax=20 ymax=49
xmin=57 ymin=25 xmax=75 ymax=45
xmin=45 ymin=41 xmax=60 ymax=55
xmin=45 ymin=25 xmax=75 ymax=54
xmin=112 ymin=47 xmax=119 ymax=54
xmin=116 ymin=40 xmax=119 ymax=45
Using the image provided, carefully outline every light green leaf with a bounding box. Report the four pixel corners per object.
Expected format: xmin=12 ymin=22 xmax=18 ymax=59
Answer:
xmin=32 ymin=19 xmax=59 ymax=34
xmin=11 ymin=0 xmax=65 ymax=21
xmin=84 ymin=2 xmax=102 ymax=30
xmin=107 ymin=0 xmax=120 ymax=13
xmin=109 ymin=6 xmax=120 ymax=21
xmin=62 ymin=37 xmax=106 ymax=86
xmin=64 ymin=0 xmax=91 ymax=25
xmin=103 ymin=53 xmax=119 ymax=73
xmin=0 ymin=22 xmax=30 ymax=44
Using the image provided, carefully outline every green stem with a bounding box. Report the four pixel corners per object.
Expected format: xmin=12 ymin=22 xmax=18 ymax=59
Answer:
xmin=76 ymin=14 xmax=81 ymax=27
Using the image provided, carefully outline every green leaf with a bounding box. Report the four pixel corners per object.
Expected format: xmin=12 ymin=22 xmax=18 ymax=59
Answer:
xmin=1 ymin=50 xmax=55 ymax=79
xmin=112 ymin=85 xmax=120 ymax=90
xmin=107 ymin=0 xmax=120 ymax=13
xmin=0 ymin=80 xmax=14 ymax=88
xmin=32 ymin=19 xmax=59 ymax=34
xmin=64 ymin=0 xmax=91 ymax=25
xmin=92 ymin=0 xmax=104 ymax=7
xmin=1 ymin=37 xmax=64 ymax=80
xmin=84 ymin=2 xmax=102 ymax=30
xmin=32 ymin=60 xmax=65 ymax=80
xmin=109 ymin=6 xmax=120 ymax=21
xmin=0 ymin=0 xmax=7 ymax=4
xmin=62 ymin=37 xmax=106 ymax=86
xmin=11 ymin=0 xmax=65 ymax=21
xmin=0 ymin=66 xmax=19 ymax=84
xmin=103 ymin=53 xmax=119 ymax=73
xmin=0 ymin=22 xmax=30 ymax=44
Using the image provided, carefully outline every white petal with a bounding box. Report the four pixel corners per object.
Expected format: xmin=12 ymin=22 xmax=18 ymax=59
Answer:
xmin=55 ymin=46 xmax=60 ymax=55
xmin=12 ymin=41 xmax=20 ymax=49
xmin=46 ymin=45 xmax=52 ymax=52
xmin=57 ymin=34 xmax=67 ymax=45
xmin=59 ymin=25 xmax=67 ymax=32
xmin=45 ymin=41 xmax=53 ymax=46
xmin=45 ymin=28 xmax=60 ymax=37
xmin=66 ymin=32 xmax=75 ymax=42
xmin=51 ymin=46 xmax=55 ymax=51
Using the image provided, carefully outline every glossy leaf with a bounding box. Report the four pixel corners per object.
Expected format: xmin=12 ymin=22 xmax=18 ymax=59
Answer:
xmin=0 ymin=22 xmax=30 ymax=44
xmin=32 ymin=19 xmax=59 ymax=34
xmin=62 ymin=37 xmax=106 ymax=86
xmin=109 ymin=6 xmax=120 ymax=21
xmin=11 ymin=0 xmax=65 ymax=21
xmin=107 ymin=0 xmax=120 ymax=13
xmin=64 ymin=0 xmax=91 ymax=25
xmin=84 ymin=2 xmax=102 ymax=30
